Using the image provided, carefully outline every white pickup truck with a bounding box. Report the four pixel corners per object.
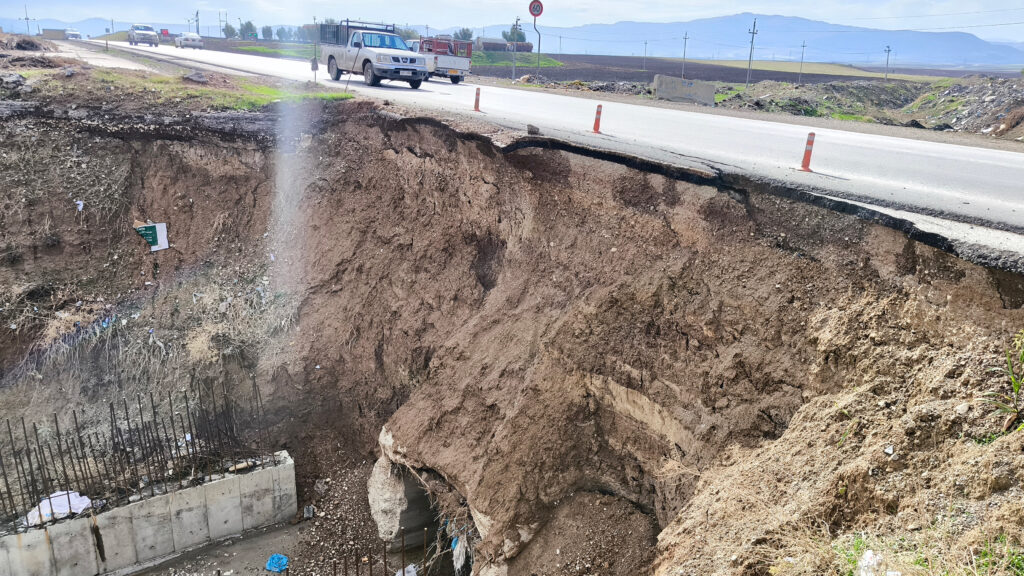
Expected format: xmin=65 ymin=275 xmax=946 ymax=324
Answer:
xmin=319 ymin=21 xmax=429 ymax=89
xmin=409 ymin=36 xmax=472 ymax=84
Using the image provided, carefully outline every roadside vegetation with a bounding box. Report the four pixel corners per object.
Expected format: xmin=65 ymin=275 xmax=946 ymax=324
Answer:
xmin=9 ymin=60 xmax=351 ymax=112
xmin=985 ymin=329 xmax=1024 ymax=433
xmin=472 ymin=51 xmax=563 ymax=67
xmin=236 ymin=44 xmax=318 ymax=60
xmin=94 ymin=31 xmax=132 ymax=42
xmin=88 ymin=69 xmax=352 ymax=110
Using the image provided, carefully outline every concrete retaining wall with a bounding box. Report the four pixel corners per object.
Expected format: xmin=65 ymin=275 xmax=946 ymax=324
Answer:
xmin=0 ymin=451 xmax=296 ymax=576
xmin=652 ymin=75 xmax=716 ymax=105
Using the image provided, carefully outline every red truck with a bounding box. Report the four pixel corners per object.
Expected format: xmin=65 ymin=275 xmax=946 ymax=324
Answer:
xmin=409 ymin=35 xmax=472 ymax=84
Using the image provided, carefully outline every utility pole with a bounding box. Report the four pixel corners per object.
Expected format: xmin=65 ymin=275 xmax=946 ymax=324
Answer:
xmin=642 ymin=40 xmax=647 ymax=71
xmin=20 ymin=5 xmax=36 ymax=35
xmin=559 ymin=35 xmax=562 ymax=54
xmin=798 ymin=41 xmax=806 ymax=85
xmin=745 ymin=18 xmax=758 ymax=91
xmin=195 ymin=11 xmax=199 ymax=36
xmin=512 ymin=16 xmax=520 ymax=79
xmin=533 ymin=15 xmax=541 ymax=76
xmin=681 ymin=31 xmax=689 ymax=79
xmin=884 ymin=45 xmax=892 ymax=81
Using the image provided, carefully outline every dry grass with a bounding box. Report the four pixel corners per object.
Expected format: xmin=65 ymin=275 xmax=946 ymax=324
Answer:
xmin=757 ymin=519 xmax=1024 ymax=576
xmin=717 ymin=474 xmax=1024 ymax=576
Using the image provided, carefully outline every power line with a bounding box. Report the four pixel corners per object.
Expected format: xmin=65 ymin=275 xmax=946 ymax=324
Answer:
xmin=905 ymin=20 xmax=1024 ymax=31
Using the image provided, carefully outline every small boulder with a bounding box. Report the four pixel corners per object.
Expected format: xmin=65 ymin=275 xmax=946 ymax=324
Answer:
xmin=1 ymin=72 xmax=25 ymax=89
xmin=183 ymin=71 xmax=209 ymax=84
xmin=14 ymin=37 xmax=43 ymax=51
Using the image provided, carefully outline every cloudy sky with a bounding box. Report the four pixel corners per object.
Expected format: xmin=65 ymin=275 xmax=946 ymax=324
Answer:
xmin=3 ymin=0 xmax=1023 ymax=40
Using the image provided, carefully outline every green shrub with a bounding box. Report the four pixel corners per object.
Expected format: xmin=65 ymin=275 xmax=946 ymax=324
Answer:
xmin=986 ymin=330 xmax=1024 ymax=432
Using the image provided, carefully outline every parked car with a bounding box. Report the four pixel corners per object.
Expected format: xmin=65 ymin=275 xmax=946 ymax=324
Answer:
xmin=319 ymin=21 xmax=429 ymax=89
xmin=63 ymin=29 xmax=81 ymax=40
xmin=128 ymin=24 xmax=159 ymax=47
xmin=174 ymin=33 xmax=204 ymax=49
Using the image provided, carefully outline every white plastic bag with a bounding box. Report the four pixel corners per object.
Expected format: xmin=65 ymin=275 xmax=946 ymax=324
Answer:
xmin=25 ymin=491 xmax=92 ymax=526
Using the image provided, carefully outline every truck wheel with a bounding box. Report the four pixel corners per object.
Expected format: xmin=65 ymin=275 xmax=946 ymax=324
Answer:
xmin=363 ymin=62 xmax=381 ymax=86
xmin=450 ymin=76 xmax=462 ymax=85
xmin=409 ymin=80 xmax=422 ymax=89
xmin=328 ymin=57 xmax=341 ymax=81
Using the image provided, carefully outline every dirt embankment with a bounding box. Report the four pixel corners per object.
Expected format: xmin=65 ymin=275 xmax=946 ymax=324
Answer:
xmin=714 ymin=77 xmax=1024 ymax=140
xmin=1 ymin=96 xmax=1023 ymax=576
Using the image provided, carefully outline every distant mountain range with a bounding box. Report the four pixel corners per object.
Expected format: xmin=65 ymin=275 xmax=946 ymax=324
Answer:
xmin=996 ymin=41 xmax=1024 ymax=53
xmin=0 ymin=17 xmax=229 ymax=39
xmin=424 ymin=13 xmax=1024 ymax=68
xmin=3 ymin=12 xmax=1022 ymax=68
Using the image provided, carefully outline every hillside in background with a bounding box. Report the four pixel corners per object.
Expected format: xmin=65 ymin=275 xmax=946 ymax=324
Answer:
xmin=0 ymin=17 xmax=228 ymax=39
xmin=429 ymin=13 xmax=1024 ymax=68
xmin=2 ymin=12 xmax=1023 ymax=68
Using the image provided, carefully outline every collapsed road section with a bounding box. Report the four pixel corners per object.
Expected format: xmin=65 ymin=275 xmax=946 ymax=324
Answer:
xmin=1 ymin=93 xmax=1022 ymax=576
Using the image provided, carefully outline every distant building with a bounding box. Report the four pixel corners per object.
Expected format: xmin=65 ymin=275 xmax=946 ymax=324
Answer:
xmin=475 ymin=36 xmax=507 ymax=51
xmin=41 ymin=28 xmax=66 ymax=40
xmin=507 ymin=41 xmax=533 ymax=53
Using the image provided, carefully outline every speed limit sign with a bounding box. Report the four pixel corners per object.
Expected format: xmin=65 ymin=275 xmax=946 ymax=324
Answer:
xmin=529 ymin=0 xmax=544 ymax=17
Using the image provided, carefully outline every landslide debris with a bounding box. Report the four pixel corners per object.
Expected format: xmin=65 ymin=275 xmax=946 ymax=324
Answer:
xmin=1 ymin=67 xmax=1023 ymax=576
xmin=0 ymin=32 xmax=56 ymax=52
xmin=907 ymin=76 xmax=1024 ymax=138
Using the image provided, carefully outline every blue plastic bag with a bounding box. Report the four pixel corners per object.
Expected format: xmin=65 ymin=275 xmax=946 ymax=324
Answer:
xmin=266 ymin=553 xmax=289 ymax=573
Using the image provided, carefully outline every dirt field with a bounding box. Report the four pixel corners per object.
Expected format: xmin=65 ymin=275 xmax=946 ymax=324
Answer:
xmin=472 ymin=53 xmax=996 ymax=84
xmin=1 ymin=50 xmax=1024 ymax=576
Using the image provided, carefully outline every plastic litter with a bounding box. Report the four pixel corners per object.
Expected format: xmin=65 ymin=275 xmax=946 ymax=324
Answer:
xmin=452 ymin=535 xmax=467 ymax=572
xmin=265 ymin=553 xmax=289 ymax=573
xmin=857 ymin=550 xmax=886 ymax=576
xmin=25 ymin=491 xmax=92 ymax=526
xmin=395 ymin=565 xmax=417 ymax=576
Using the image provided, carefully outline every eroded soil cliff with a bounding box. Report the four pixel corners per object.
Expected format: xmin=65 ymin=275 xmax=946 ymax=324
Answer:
xmin=1 ymin=95 xmax=1022 ymax=576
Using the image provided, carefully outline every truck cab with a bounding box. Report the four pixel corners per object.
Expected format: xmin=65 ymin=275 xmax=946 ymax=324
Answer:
xmin=319 ymin=21 xmax=429 ymax=89
xmin=415 ymin=36 xmax=472 ymax=84
xmin=128 ymin=24 xmax=159 ymax=47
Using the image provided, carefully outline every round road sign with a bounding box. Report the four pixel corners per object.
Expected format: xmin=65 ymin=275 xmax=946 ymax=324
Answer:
xmin=529 ymin=0 xmax=544 ymax=18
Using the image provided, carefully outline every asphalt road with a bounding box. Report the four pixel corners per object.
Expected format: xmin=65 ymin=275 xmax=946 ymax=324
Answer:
xmin=86 ymin=41 xmax=1024 ymax=265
